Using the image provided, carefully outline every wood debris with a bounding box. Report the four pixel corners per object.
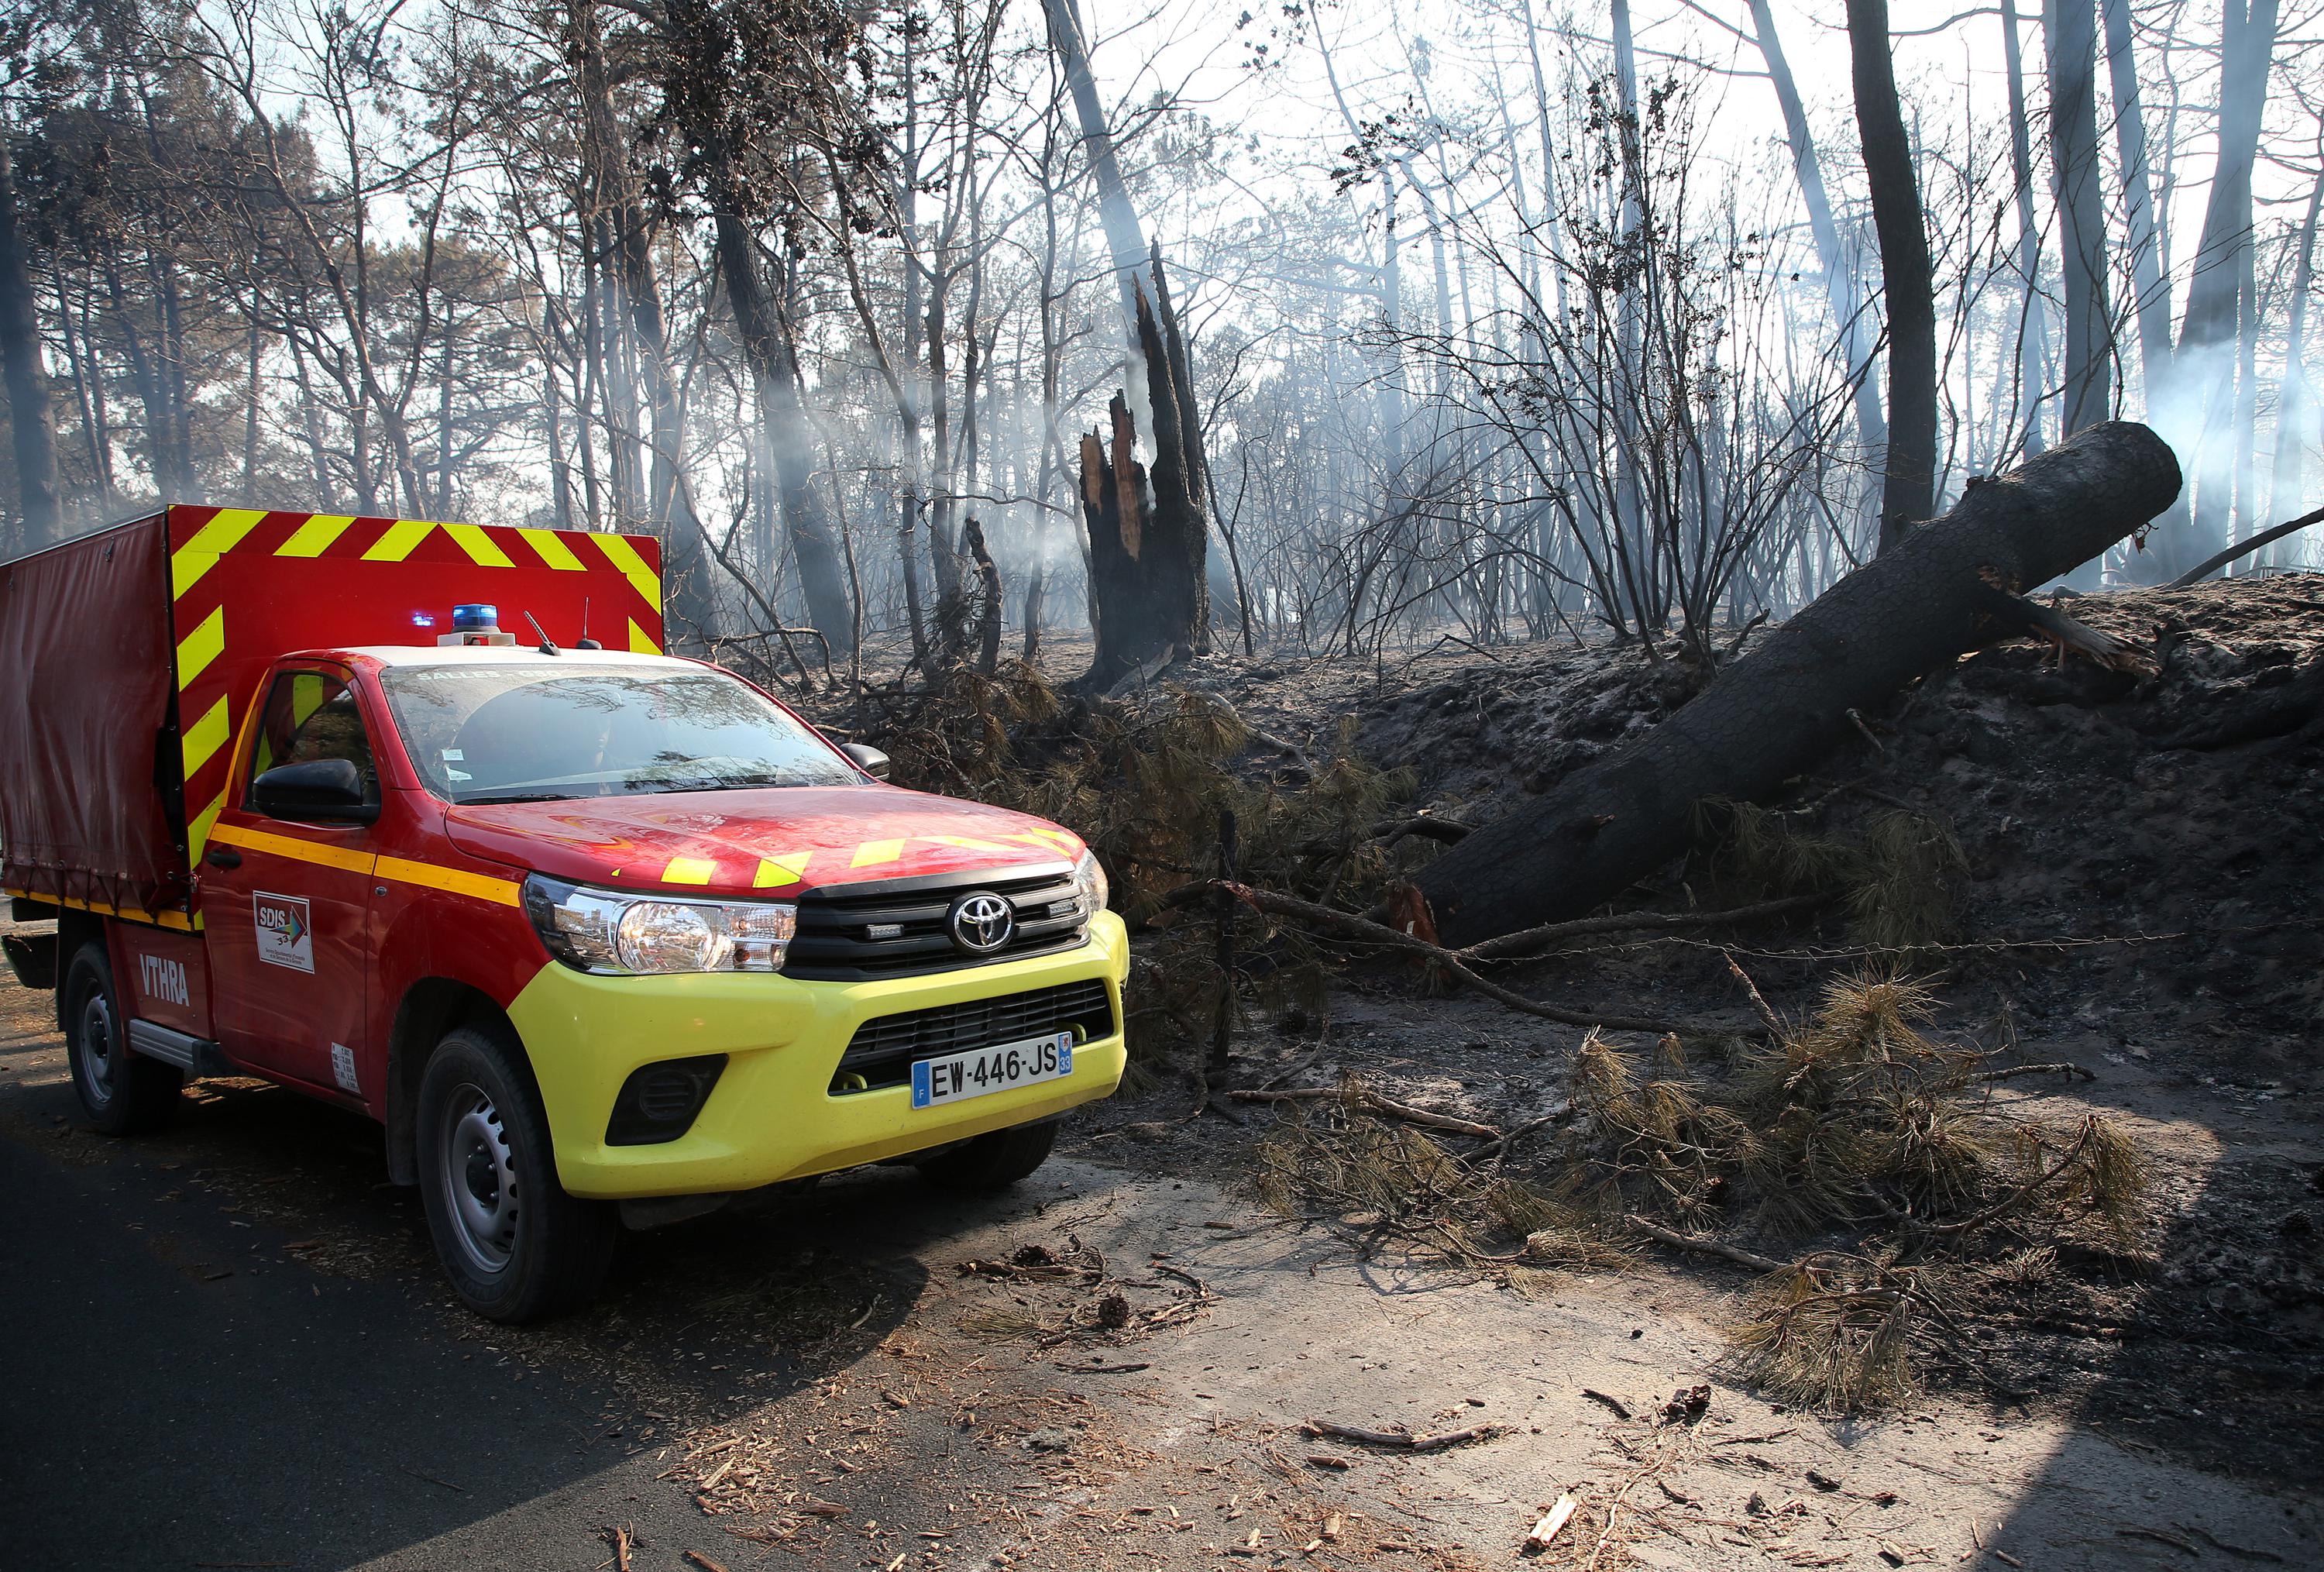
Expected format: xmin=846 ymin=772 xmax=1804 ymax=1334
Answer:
xmin=1522 ymin=1494 xmax=1577 ymax=1553
xmin=1303 ymin=1418 xmax=1504 ymax=1453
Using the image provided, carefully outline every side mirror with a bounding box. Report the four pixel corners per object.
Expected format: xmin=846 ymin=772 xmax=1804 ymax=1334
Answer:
xmin=841 ymin=741 xmax=891 ymax=781
xmin=253 ymin=758 xmax=378 ymax=824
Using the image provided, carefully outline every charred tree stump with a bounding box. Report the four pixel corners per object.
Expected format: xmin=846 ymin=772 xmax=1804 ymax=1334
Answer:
xmin=1413 ymin=421 xmax=2182 ymax=946
xmin=962 ymin=515 xmax=1003 ymax=675
xmin=1079 ymin=260 xmax=1209 ymax=691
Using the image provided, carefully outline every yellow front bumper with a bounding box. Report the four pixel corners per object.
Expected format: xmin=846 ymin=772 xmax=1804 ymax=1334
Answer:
xmin=507 ymin=913 xmax=1132 ymax=1199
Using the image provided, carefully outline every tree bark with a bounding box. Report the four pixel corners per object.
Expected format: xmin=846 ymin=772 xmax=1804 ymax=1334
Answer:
xmin=1749 ymin=0 xmax=1886 ymax=459
xmin=1845 ymin=0 xmax=1937 ymax=552
xmin=962 ymin=514 xmax=1002 ymax=674
xmin=1999 ymin=0 xmax=2052 ymax=454
xmin=572 ymin=0 xmax=715 ymax=637
xmin=2264 ymin=161 xmax=2324 ymax=543
xmin=0 ymin=128 xmax=62 ymax=546
xmin=710 ymin=210 xmax=854 ymax=651
xmin=2045 ymin=0 xmax=2114 ymax=435
xmin=1412 ymin=421 xmax=2182 ymax=945
xmin=2174 ymin=0 xmax=2280 ymax=569
xmin=2102 ymin=0 xmax=2172 ymax=392
xmin=1038 ymin=0 xmax=1149 ymax=377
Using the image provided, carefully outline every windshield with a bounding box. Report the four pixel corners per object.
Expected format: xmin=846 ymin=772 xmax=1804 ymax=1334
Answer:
xmin=378 ymin=662 xmax=861 ymax=804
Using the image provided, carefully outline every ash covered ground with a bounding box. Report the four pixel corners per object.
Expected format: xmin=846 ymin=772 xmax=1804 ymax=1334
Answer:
xmin=1061 ymin=574 xmax=2324 ymax=1495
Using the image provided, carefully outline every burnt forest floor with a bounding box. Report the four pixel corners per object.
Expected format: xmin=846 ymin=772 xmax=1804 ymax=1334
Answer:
xmin=2 ymin=577 xmax=2320 ymax=1570
xmin=1006 ymin=574 xmax=2324 ymax=1556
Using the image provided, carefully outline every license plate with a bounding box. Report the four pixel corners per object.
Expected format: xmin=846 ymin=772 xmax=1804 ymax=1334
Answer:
xmin=910 ymin=1032 xmax=1074 ymax=1109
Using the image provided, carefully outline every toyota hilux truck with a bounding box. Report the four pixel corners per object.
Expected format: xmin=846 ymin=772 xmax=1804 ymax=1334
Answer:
xmin=0 ymin=506 xmax=1126 ymax=1320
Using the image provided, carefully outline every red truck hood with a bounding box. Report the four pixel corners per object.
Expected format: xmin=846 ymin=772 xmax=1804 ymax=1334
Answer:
xmin=442 ymin=786 xmax=1085 ymax=896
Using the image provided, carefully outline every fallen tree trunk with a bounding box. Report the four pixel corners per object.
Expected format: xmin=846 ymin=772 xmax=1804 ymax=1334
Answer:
xmin=1414 ymin=421 xmax=2181 ymax=946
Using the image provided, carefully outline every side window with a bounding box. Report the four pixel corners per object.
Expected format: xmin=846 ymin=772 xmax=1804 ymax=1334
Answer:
xmin=246 ymin=670 xmax=379 ymax=809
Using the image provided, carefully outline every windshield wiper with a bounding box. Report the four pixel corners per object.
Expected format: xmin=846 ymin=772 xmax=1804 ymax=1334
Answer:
xmin=629 ymin=774 xmax=797 ymax=793
xmin=458 ymin=790 xmax=578 ymax=805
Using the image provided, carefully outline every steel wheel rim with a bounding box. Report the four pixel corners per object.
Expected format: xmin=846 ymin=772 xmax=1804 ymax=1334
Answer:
xmin=438 ymin=1082 xmax=519 ymax=1275
xmin=77 ymin=989 xmax=116 ymax=1107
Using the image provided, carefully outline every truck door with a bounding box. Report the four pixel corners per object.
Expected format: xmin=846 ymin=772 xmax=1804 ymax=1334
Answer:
xmin=200 ymin=666 xmax=378 ymax=1098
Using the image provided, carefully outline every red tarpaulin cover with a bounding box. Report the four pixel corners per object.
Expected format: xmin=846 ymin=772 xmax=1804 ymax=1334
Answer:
xmin=0 ymin=514 xmax=186 ymax=920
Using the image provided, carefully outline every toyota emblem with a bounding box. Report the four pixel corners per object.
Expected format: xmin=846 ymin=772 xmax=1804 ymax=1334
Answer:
xmin=947 ymin=892 xmax=1016 ymax=955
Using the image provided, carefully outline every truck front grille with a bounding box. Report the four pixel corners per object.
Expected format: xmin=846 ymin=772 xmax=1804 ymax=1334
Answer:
xmin=783 ymin=863 xmax=1089 ymax=981
xmin=830 ymin=978 xmax=1116 ymax=1094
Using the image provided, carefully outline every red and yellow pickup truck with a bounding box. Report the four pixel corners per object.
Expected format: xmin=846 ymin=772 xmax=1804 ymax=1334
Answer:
xmin=0 ymin=507 xmax=1127 ymax=1319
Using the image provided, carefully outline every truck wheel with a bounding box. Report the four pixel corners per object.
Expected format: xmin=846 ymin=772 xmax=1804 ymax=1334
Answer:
xmin=916 ymin=1118 xmax=1057 ymax=1192
xmin=415 ymin=1025 xmax=615 ymax=1323
xmin=62 ymin=942 xmax=181 ymax=1135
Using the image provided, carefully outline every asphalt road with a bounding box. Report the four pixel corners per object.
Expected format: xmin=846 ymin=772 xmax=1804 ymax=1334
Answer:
xmin=0 ymin=968 xmax=955 ymax=1572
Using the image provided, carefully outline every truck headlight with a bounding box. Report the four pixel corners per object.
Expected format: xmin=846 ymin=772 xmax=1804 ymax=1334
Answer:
xmin=1073 ymin=848 xmax=1109 ymax=915
xmin=523 ymin=876 xmax=797 ymax=974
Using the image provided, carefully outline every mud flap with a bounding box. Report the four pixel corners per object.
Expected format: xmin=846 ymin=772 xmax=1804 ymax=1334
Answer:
xmin=2 ymin=932 xmax=57 ymax=990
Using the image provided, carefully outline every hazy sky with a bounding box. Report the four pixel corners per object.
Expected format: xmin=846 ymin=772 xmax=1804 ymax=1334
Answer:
xmin=1073 ymin=0 xmax=2282 ymax=276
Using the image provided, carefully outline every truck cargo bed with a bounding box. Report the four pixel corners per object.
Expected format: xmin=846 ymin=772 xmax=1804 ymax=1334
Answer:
xmin=0 ymin=506 xmax=664 ymax=925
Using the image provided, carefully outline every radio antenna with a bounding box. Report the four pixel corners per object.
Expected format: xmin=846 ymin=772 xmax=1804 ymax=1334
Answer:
xmin=524 ymin=611 xmax=560 ymax=656
xmin=576 ymin=595 xmax=602 ymax=650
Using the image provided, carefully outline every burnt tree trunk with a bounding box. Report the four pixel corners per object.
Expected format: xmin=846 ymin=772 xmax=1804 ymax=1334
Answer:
xmin=1079 ymin=265 xmax=1208 ymax=690
xmin=2046 ymin=0 xmax=2114 ymax=435
xmin=0 ymin=129 xmax=63 ymax=548
xmin=1846 ymin=0 xmax=1937 ymax=552
xmin=1413 ymin=421 xmax=2181 ymax=947
xmin=961 ymin=514 xmax=1003 ymax=674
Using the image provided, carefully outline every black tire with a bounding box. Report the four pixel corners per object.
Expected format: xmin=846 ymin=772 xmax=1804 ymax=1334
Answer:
xmin=916 ymin=1117 xmax=1057 ymax=1192
xmin=62 ymin=942 xmax=181 ymax=1136
xmin=415 ymin=1024 xmax=616 ymax=1322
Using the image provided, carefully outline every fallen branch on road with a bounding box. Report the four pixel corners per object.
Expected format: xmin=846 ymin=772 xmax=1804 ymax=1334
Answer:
xmin=1229 ymin=1084 xmax=1501 ymax=1140
xmin=1620 ymin=1215 xmax=1786 ymax=1275
xmin=1965 ymin=1061 xmax=2095 ymax=1085
xmin=1304 ymin=1418 xmax=1506 ymax=1453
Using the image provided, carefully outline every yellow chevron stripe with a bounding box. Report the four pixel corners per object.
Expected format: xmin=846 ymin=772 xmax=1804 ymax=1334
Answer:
xmin=661 ymin=856 xmax=717 ymax=886
xmin=175 ymin=607 xmax=225 ymax=690
xmin=180 ymin=696 xmax=231 ymax=779
xmin=850 ymin=839 xmax=906 ymax=869
xmin=375 ymin=855 xmax=524 ymax=907
xmin=445 ymin=521 xmax=514 ymax=567
xmin=753 ymin=851 xmax=813 ymax=887
xmin=361 ymin=520 xmax=436 ymax=561
xmin=170 ymin=508 xmax=268 ymax=598
xmin=627 ymin=618 xmax=660 ymax=654
xmin=517 ymin=528 xmax=586 ymax=570
xmin=274 ymin=514 xmax=355 ymax=558
xmin=185 ymin=789 xmax=227 ymax=865
xmin=593 ymin=533 xmax=663 ymax=613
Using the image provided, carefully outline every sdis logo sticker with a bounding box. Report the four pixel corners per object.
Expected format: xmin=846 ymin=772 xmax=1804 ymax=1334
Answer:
xmin=254 ymin=892 xmax=314 ymax=972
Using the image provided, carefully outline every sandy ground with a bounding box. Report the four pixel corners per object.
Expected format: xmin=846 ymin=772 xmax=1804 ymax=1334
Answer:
xmin=5 ymin=947 xmax=2317 ymax=1571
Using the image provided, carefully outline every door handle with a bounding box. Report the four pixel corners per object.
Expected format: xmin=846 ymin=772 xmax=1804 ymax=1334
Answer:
xmin=205 ymin=847 xmax=242 ymax=869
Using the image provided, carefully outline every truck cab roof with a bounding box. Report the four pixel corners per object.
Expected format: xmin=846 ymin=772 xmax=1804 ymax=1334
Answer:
xmin=322 ymin=645 xmax=700 ymax=673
